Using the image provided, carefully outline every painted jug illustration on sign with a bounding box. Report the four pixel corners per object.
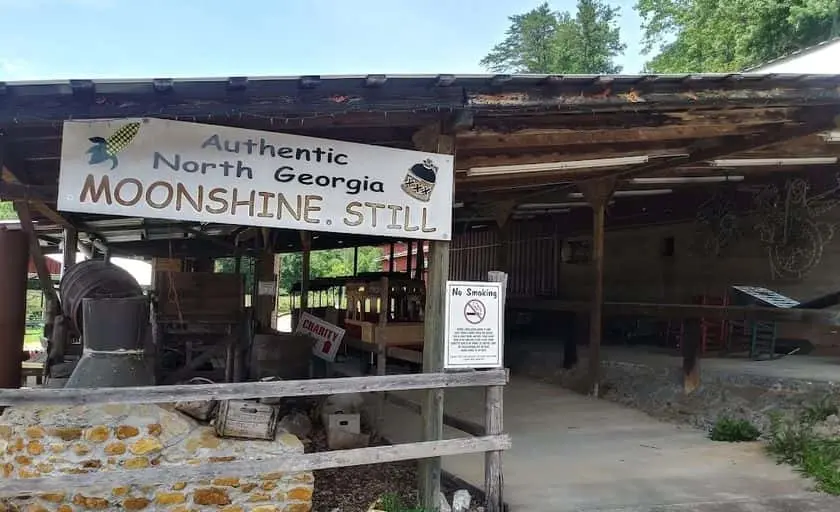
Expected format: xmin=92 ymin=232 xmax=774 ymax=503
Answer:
xmin=401 ymin=158 xmax=438 ymax=202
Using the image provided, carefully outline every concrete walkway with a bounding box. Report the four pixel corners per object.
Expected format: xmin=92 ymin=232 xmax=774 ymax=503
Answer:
xmin=378 ymin=376 xmax=838 ymax=511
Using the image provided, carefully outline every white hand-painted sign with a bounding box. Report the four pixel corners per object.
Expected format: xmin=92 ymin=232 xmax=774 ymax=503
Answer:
xmin=58 ymin=118 xmax=454 ymax=240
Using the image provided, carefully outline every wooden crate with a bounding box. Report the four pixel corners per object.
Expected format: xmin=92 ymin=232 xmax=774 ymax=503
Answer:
xmin=344 ymin=319 xmax=424 ymax=347
xmin=155 ymin=272 xmax=244 ymax=322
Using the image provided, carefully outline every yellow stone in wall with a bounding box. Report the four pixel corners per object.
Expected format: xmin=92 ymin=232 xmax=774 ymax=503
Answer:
xmin=221 ymin=507 xmax=245 ymax=512
xmin=287 ymin=487 xmax=313 ymax=501
xmin=80 ymin=459 xmax=102 ymax=469
xmin=124 ymin=457 xmax=150 ymax=469
xmin=154 ymin=492 xmax=187 ymax=505
xmin=25 ymin=426 xmax=45 ymax=439
xmin=50 ymin=442 xmax=66 ymax=453
xmin=26 ymin=441 xmax=43 ymax=456
xmin=25 ymin=504 xmax=49 ymax=512
xmin=10 ymin=438 xmax=23 ymax=453
xmin=261 ymin=480 xmax=277 ymax=491
xmin=85 ymin=426 xmax=110 ymax=443
xmin=111 ymin=487 xmax=130 ymax=497
xmin=57 ymin=505 xmax=72 ymax=512
xmin=14 ymin=455 xmax=31 ymax=465
xmin=129 ymin=437 xmax=163 ymax=455
xmin=212 ymin=477 xmax=240 ymax=487
xmin=116 ymin=425 xmax=140 ymax=439
xmin=251 ymin=506 xmax=280 ymax=512
xmin=1 ymin=463 xmax=12 ymax=477
xmin=47 ymin=427 xmax=82 ymax=441
xmin=292 ymin=473 xmax=314 ymax=483
xmin=35 ymin=463 xmax=53 ymax=473
xmin=72 ymin=494 xmax=109 ymax=510
xmin=240 ymin=483 xmax=258 ymax=493
xmin=171 ymin=482 xmax=187 ymax=491
xmin=72 ymin=443 xmax=91 ymax=456
xmin=193 ymin=487 xmax=231 ymax=506
xmin=0 ymin=425 xmax=13 ymax=439
xmin=247 ymin=492 xmax=271 ymax=502
xmin=39 ymin=492 xmax=66 ymax=503
xmin=18 ymin=466 xmax=40 ymax=479
xmin=260 ymin=472 xmax=283 ymax=480
xmin=123 ymin=497 xmax=151 ymax=510
xmin=283 ymin=505 xmax=312 ymax=512
xmin=146 ymin=424 xmax=162 ymax=436
xmin=105 ymin=442 xmax=126 ymax=455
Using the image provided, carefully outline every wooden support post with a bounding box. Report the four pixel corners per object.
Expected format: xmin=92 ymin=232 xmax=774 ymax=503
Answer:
xmin=377 ymin=276 xmax=390 ymax=376
xmin=61 ymin=227 xmax=77 ymax=278
xmin=14 ymin=202 xmax=59 ymax=306
xmin=255 ymin=252 xmax=276 ymax=331
xmin=578 ymin=176 xmax=616 ymax=397
xmin=389 ymin=243 xmax=396 ymax=273
xmin=406 ymin=242 xmax=413 ymax=277
xmin=375 ymin=276 xmax=390 ymax=431
xmin=413 ymin=124 xmax=455 ymax=511
xmin=682 ymin=318 xmax=702 ymax=393
xmin=298 ymin=232 xmax=311 ymax=330
xmin=415 ymin=242 xmax=425 ymax=281
xmin=485 ymin=384 xmax=504 ymax=512
xmin=419 ymin=241 xmax=450 ymax=509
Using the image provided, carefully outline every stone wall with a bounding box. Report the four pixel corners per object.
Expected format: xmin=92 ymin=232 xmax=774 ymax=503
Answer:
xmin=0 ymin=403 xmax=313 ymax=511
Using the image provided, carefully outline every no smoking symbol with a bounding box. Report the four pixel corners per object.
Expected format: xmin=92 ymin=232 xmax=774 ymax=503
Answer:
xmin=464 ymin=299 xmax=486 ymax=324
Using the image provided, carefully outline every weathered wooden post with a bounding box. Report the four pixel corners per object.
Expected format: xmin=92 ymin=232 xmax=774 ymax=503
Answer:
xmin=414 ymin=123 xmax=455 ymax=510
xmin=0 ymin=227 xmax=29 ymax=388
xmin=485 ymin=384 xmax=504 ymax=512
xmin=578 ymin=176 xmax=616 ymax=397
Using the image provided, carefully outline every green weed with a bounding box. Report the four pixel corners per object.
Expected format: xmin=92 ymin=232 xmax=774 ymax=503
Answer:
xmin=709 ymin=417 xmax=761 ymax=442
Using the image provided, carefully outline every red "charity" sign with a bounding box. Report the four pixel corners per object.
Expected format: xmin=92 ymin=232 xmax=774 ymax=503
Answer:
xmin=296 ymin=312 xmax=346 ymax=362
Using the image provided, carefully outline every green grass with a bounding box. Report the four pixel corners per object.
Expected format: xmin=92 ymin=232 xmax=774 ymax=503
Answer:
xmin=374 ymin=493 xmax=430 ymax=512
xmin=767 ymin=400 xmax=840 ymax=495
xmin=23 ymin=328 xmax=42 ymax=351
xmin=709 ymin=417 xmax=761 ymax=442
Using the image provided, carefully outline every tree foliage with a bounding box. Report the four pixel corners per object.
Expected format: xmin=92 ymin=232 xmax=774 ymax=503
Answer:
xmin=637 ymin=0 xmax=840 ymax=72
xmin=480 ymin=0 xmax=626 ymax=74
xmin=276 ymin=247 xmax=382 ymax=293
xmin=0 ymin=202 xmax=16 ymax=220
xmin=216 ymin=247 xmax=383 ymax=295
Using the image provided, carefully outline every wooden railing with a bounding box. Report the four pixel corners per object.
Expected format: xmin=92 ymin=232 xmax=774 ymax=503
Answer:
xmin=0 ymin=370 xmax=509 ymax=511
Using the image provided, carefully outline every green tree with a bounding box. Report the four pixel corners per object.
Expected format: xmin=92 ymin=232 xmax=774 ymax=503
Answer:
xmin=0 ymin=202 xmax=16 ymax=220
xmin=480 ymin=0 xmax=626 ymax=74
xmin=637 ymin=0 xmax=840 ymax=73
xmin=277 ymin=247 xmax=382 ymax=293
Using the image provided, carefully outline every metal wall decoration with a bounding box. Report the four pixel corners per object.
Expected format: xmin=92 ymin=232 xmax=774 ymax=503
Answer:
xmin=753 ymin=177 xmax=840 ymax=279
xmin=692 ymin=190 xmax=741 ymax=258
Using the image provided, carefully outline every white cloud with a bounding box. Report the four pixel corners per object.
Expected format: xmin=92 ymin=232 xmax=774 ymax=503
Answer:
xmin=0 ymin=58 xmax=33 ymax=80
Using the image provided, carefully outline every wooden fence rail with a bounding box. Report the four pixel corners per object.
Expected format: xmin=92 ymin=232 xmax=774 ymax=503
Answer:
xmin=0 ymin=370 xmax=507 ymax=406
xmin=0 ymin=370 xmax=510 ymax=512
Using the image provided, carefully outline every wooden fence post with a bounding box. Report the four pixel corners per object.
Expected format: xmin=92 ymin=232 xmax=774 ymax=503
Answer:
xmin=485 ymin=384 xmax=504 ymax=512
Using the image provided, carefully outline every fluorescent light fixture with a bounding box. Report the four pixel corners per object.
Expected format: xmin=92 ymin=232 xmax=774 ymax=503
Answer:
xmin=517 ymin=202 xmax=592 ymax=210
xmin=467 ymin=155 xmax=649 ymax=177
xmin=821 ymin=131 xmax=840 ymax=142
xmin=711 ymin=157 xmax=838 ymax=167
xmin=630 ymin=176 xmax=744 ymax=184
xmin=568 ymin=189 xmax=673 ymax=198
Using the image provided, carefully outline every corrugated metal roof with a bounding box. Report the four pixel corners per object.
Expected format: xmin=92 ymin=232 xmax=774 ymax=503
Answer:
xmin=747 ymin=37 xmax=840 ymax=72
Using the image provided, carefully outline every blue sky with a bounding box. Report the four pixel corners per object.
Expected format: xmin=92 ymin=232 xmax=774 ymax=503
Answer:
xmin=0 ymin=0 xmax=646 ymax=81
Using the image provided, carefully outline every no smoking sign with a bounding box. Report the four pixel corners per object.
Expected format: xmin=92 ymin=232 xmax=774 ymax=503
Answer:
xmin=444 ymin=281 xmax=504 ymax=369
